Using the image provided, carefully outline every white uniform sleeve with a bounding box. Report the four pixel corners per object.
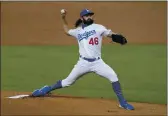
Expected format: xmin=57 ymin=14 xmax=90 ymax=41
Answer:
xmin=100 ymin=25 xmax=112 ymax=37
xmin=102 ymin=29 xmax=112 ymax=37
xmin=68 ymin=29 xmax=76 ymax=37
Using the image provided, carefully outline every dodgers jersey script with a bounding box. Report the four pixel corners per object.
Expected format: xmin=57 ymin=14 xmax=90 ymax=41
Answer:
xmin=60 ymin=23 xmax=118 ymax=88
xmin=68 ymin=24 xmax=112 ymax=58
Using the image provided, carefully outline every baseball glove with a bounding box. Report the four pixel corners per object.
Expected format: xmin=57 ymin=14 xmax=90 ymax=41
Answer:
xmin=111 ymin=34 xmax=127 ymax=45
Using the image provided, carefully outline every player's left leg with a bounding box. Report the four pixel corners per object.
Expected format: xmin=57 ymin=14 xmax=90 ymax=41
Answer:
xmin=92 ymin=59 xmax=134 ymax=110
xmin=31 ymin=58 xmax=90 ymax=97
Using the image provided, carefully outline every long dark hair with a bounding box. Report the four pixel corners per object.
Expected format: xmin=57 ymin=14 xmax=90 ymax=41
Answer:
xmin=75 ymin=18 xmax=82 ymax=27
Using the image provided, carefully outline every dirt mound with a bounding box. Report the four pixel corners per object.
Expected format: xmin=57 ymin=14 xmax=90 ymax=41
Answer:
xmin=1 ymin=91 xmax=166 ymax=115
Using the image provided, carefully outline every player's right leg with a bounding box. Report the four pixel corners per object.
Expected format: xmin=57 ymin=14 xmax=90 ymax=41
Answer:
xmin=31 ymin=58 xmax=90 ymax=97
xmin=92 ymin=59 xmax=134 ymax=110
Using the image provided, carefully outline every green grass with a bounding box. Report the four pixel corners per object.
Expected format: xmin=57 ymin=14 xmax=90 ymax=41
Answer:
xmin=1 ymin=44 xmax=167 ymax=104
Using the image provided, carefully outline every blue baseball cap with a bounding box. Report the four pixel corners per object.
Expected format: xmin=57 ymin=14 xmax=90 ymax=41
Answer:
xmin=80 ymin=9 xmax=94 ymax=17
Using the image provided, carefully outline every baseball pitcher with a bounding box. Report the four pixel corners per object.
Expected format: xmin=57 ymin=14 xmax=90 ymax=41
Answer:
xmin=31 ymin=9 xmax=134 ymax=110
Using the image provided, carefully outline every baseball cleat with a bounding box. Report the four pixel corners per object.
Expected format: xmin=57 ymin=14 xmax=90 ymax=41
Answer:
xmin=31 ymin=85 xmax=51 ymax=97
xmin=119 ymin=103 xmax=135 ymax=110
xmin=31 ymin=89 xmax=42 ymax=97
xmin=39 ymin=85 xmax=52 ymax=95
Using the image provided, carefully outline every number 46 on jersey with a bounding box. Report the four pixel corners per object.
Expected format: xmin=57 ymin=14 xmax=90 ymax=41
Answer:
xmin=89 ymin=37 xmax=99 ymax=45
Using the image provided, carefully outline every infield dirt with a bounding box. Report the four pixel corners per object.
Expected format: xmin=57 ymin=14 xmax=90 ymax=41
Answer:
xmin=1 ymin=91 xmax=167 ymax=115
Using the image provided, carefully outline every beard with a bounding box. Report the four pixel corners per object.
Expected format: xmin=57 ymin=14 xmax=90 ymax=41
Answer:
xmin=83 ymin=18 xmax=94 ymax=25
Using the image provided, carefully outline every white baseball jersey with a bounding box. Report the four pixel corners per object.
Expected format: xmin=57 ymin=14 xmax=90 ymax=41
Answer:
xmin=68 ymin=24 xmax=112 ymax=59
xmin=62 ymin=23 xmax=118 ymax=87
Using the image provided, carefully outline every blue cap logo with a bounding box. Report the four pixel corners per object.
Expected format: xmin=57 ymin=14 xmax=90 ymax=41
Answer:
xmin=80 ymin=9 xmax=94 ymax=17
xmin=86 ymin=9 xmax=90 ymax=12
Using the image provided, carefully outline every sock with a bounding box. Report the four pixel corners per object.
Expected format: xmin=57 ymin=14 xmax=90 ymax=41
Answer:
xmin=112 ymin=81 xmax=126 ymax=104
xmin=50 ymin=80 xmax=63 ymax=90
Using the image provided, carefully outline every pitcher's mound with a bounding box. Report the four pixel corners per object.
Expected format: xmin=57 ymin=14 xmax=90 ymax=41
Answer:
xmin=1 ymin=91 xmax=166 ymax=115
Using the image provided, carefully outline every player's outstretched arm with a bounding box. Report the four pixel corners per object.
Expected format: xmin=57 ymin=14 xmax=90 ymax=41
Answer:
xmin=60 ymin=9 xmax=70 ymax=35
xmin=106 ymin=32 xmax=116 ymax=37
xmin=107 ymin=32 xmax=127 ymax=45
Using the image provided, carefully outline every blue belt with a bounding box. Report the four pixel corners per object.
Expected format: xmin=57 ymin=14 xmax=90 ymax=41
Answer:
xmin=80 ymin=55 xmax=100 ymax=62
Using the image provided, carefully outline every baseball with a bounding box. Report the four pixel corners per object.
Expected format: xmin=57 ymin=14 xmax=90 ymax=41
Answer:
xmin=61 ymin=9 xmax=66 ymax=14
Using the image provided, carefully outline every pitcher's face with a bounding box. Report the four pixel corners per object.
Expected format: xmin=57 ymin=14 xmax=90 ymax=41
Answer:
xmin=81 ymin=14 xmax=94 ymax=25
